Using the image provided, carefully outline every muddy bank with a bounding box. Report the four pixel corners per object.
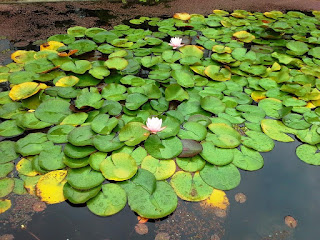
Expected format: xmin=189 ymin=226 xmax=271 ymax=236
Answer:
xmin=0 ymin=0 xmax=319 ymax=43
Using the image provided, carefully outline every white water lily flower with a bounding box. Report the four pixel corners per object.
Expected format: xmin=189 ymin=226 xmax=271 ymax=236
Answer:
xmin=168 ymin=37 xmax=184 ymax=49
xmin=142 ymin=117 xmax=166 ymax=134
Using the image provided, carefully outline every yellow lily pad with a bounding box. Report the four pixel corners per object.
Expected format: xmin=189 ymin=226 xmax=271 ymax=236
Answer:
xmin=0 ymin=199 xmax=11 ymax=214
xmin=36 ymin=170 xmax=67 ymax=204
xmin=251 ymin=91 xmax=267 ymax=102
xmin=11 ymin=50 xmax=35 ymax=63
xmin=233 ymin=31 xmax=255 ymax=43
xmin=200 ymin=189 xmax=229 ymax=210
xmin=173 ymin=12 xmax=191 ymax=21
xmin=9 ymin=82 xmax=47 ymax=101
xmin=40 ymin=41 xmax=65 ymax=51
xmin=55 ymin=76 xmax=79 ymax=87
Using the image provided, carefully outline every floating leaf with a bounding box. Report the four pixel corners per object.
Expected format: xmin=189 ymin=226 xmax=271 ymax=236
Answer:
xmin=67 ymin=166 xmax=105 ymax=190
xmin=233 ymin=146 xmax=264 ymax=171
xmin=141 ymin=155 xmax=175 ymax=180
xmin=9 ymin=82 xmax=47 ymax=101
xmin=0 ymin=199 xmax=11 ymax=214
xmin=35 ymin=99 xmax=71 ymax=124
xmin=36 ymin=170 xmax=67 ymax=204
xmin=200 ymin=163 xmax=241 ymax=190
xmin=296 ymin=144 xmax=320 ymax=165
xmin=171 ymin=171 xmax=213 ymax=201
xmin=261 ymin=119 xmax=296 ymax=142
xmin=200 ymin=141 xmax=234 ymax=166
xmin=0 ymin=141 xmax=19 ymax=164
xmin=87 ymin=183 xmax=127 ymax=216
xmin=119 ymin=122 xmax=150 ymax=146
xmin=100 ymin=153 xmax=138 ymax=181
xmin=0 ymin=178 xmax=14 ymax=198
xmin=207 ymin=123 xmax=241 ymax=148
xmin=144 ymin=135 xmax=183 ymax=159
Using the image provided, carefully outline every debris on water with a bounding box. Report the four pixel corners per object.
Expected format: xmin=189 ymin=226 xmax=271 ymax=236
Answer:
xmin=284 ymin=215 xmax=298 ymax=229
xmin=155 ymin=232 xmax=170 ymax=240
xmin=32 ymin=202 xmax=47 ymax=212
xmin=135 ymin=223 xmax=148 ymax=235
xmin=235 ymin=193 xmax=247 ymax=203
xmin=0 ymin=234 xmax=14 ymax=240
xmin=155 ymin=201 xmax=225 ymax=240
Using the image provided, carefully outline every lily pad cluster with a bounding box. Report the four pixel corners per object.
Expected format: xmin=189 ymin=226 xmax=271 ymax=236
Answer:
xmin=1 ymin=9 xmax=320 ymax=218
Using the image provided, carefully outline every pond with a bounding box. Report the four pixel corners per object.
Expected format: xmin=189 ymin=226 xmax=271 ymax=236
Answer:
xmin=1 ymin=2 xmax=320 ymax=240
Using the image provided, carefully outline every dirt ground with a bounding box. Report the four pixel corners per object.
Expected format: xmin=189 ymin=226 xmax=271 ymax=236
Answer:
xmin=0 ymin=0 xmax=319 ymax=43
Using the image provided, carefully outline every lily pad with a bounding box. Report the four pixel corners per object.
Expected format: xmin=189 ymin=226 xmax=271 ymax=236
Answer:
xmin=200 ymin=163 xmax=241 ymax=190
xmin=63 ymin=182 xmax=101 ymax=204
xmin=200 ymin=141 xmax=234 ymax=165
xmin=100 ymin=153 xmax=137 ymax=181
xmin=141 ymin=155 xmax=176 ymax=180
xmin=67 ymin=166 xmax=105 ymax=190
xmin=144 ymin=135 xmax=183 ymax=159
xmin=170 ymin=171 xmax=213 ymax=201
xmin=87 ymin=183 xmax=127 ymax=216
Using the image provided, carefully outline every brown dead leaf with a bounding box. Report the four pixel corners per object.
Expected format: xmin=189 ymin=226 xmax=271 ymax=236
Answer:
xmin=213 ymin=208 xmax=227 ymax=218
xmin=235 ymin=193 xmax=247 ymax=203
xmin=32 ymin=201 xmax=47 ymax=212
xmin=135 ymin=223 xmax=148 ymax=235
xmin=155 ymin=232 xmax=170 ymax=240
xmin=210 ymin=234 xmax=220 ymax=240
xmin=0 ymin=234 xmax=14 ymax=240
xmin=284 ymin=215 xmax=298 ymax=229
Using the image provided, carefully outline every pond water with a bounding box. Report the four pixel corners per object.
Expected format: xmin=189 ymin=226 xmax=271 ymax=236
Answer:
xmin=2 ymin=139 xmax=320 ymax=239
xmin=1 ymin=3 xmax=320 ymax=240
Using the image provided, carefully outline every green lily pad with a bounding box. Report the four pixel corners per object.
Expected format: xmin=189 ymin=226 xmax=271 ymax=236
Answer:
xmin=35 ymin=99 xmax=71 ymax=124
xmin=0 ymin=141 xmax=19 ymax=163
xmin=241 ymin=130 xmax=275 ymax=152
xmin=119 ymin=122 xmax=150 ymax=146
xmin=67 ymin=165 xmax=105 ymax=190
xmin=100 ymin=153 xmax=137 ymax=181
xmin=207 ymin=123 xmax=241 ymax=148
xmin=233 ymin=146 xmax=264 ymax=171
xmin=200 ymin=141 xmax=234 ymax=165
xmin=47 ymin=125 xmax=75 ymax=143
xmin=0 ymin=162 xmax=14 ymax=178
xmin=178 ymin=122 xmax=207 ymax=141
xmin=38 ymin=144 xmax=65 ymax=171
xmin=93 ymin=134 xmax=124 ymax=152
xmin=60 ymin=60 xmax=92 ymax=74
xmin=87 ymin=183 xmax=127 ymax=216
xmin=296 ymin=144 xmax=320 ymax=165
xmin=141 ymin=155 xmax=175 ymax=180
xmin=60 ymin=112 xmax=88 ymax=126
xmin=63 ymin=182 xmax=101 ymax=204
xmin=200 ymin=163 xmax=241 ymax=190
xmin=63 ymin=156 xmax=89 ymax=169
xmin=176 ymin=155 xmax=206 ymax=172
xmin=125 ymin=93 xmax=148 ymax=110
xmin=75 ymin=88 xmax=104 ymax=109
xmin=164 ymin=83 xmax=189 ymax=102
xmin=171 ymin=70 xmax=194 ymax=88
xmin=89 ymin=152 xmax=108 ymax=171
xmin=101 ymin=83 xmax=127 ymax=101
xmin=68 ymin=39 xmax=97 ymax=55
xmin=105 ymin=57 xmax=129 ymax=70
xmin=64 ymin=144 xmax=96 ymax=159
xmin=91 ymin=114 xmax=118 ymax=135
xmin=0 ymin=120 xmax=24 ymax=137
xmin=68 ymin=125 xmax=95 ymax=146
xmin=123 ymin=180 xmax=177 ymax=219
xmin=0 ymin=178 xmax=15 ymax=198
xmin=15 ymin=133 xmax=48 ymax=156
xmin=170 ymin=171 xmax=213 ymax=201
xmin=144 ymin=135 xmax=183 ymax=159
xmin=261 ymin=119 xmax=296 ymax=142
xmin=296 ymin=125 xmax=320 ymax=145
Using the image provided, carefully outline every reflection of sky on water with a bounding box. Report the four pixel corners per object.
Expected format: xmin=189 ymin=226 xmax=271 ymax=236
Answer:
xmin=224 ymin=140 xmax=320 ymax=240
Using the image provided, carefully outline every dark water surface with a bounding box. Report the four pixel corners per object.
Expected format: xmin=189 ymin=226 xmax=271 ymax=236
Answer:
xmin=3 ymin=139 xmax=320 ymax=239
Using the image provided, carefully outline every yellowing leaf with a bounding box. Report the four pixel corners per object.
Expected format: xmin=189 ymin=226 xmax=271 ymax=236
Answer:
xmin=24 ymin=175 xmax=41 ymax=195
xmin=173 ymin=13 xmax=191 ymax=20
xmin=16 ymin=158 xmax=39 ymax=176
xmin=55 ymin=76 xmax=79 ymax=87
xmin=0 ymin=199 xmax=11 ymax=214
xmin=251 ymin=91 xmax=267 ymax=102
xmin=9 ymin=82 xmax=47 ymax=101
xmin=306 ymin=101 xmax=316 ymax=108
xmin=36 ymin=170 xmax=67 ymax=204
xmin=11 ymin=50 xmax=35 ymax=63
xmin=233 ymin=31 xmax=255 ymax=43
xmin=40 ymin=41 xmax=65 ymax=51
xmin=200 ymin=189 xmax=229 ymax=210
